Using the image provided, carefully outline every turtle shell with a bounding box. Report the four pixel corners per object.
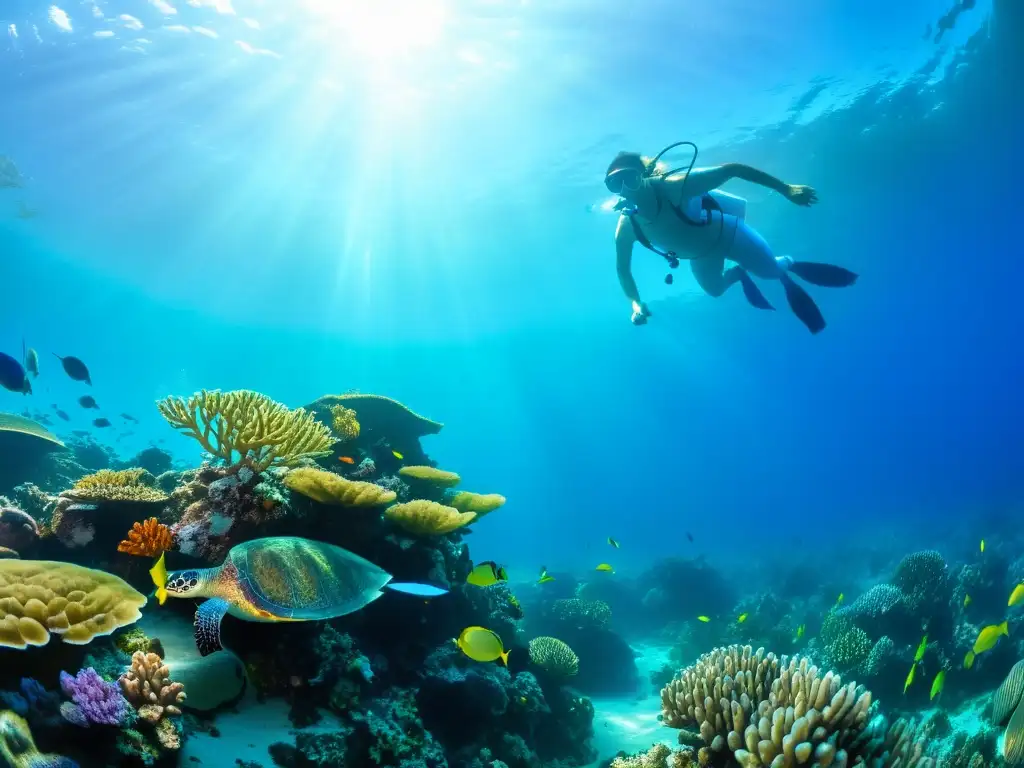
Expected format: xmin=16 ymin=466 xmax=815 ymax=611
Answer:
xmin=229 ymin=536 xmax=392 ymax=621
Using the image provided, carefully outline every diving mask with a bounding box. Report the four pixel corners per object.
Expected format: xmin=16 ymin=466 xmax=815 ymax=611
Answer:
xmin=604 ymin=166 xmax=643 ymax=195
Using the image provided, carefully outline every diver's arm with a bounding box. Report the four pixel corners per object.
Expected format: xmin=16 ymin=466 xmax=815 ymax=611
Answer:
xmin=615 ymin=217 xmax=650 ymax=324
xmin=667 ymin=164 xmax=817 ymax=205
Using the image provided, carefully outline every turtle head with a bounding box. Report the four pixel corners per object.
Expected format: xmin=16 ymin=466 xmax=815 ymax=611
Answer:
xmin=166 ymin=568 xmax=208 ymax=599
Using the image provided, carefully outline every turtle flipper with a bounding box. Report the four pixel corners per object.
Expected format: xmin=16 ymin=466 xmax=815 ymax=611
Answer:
xmin=194 ymin=598 xmax=230 ymax=657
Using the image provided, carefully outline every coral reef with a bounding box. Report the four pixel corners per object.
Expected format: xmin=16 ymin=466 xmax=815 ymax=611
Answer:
xmin=118 ymin=651 xmax=186 ymax=723
xmin=528 ymin=637 xmax=579 ymax=677
xmin=448 ymin=491 xmax=507 ymax=517
xmin=67 ymin=469 xmax=167 ymax=504
xmin=660 ymin=644 xmax=936 ymax=767
xmin=330 ymin=405 xmax=361 ymax=442
xmin=399 ymin=465 xmax=462 ymax=487
xmin=284 ymin=466 xmax=396 ymax=507
xmin=0 ymin=560 xmax=146 ymax=648
xmin=611 ymin=743 xmax=695 ymax=768
xmin=892 ymin=550 xmax=951 ymax=617
xmin=116 ymin=518 xmax=172 ymax=557
xmin=157 ymin=389 xmax=335 ymax=471
xmin=58 ymin=668 xmax=133 ymax=727
xmin=385 ymin=499 xmax=476 ymax=535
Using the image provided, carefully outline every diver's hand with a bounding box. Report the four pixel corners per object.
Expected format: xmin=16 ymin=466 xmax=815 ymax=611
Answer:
xmin=631 ymin=301 xmax=651 ymax=326
xmin=784 ymin=185 xmax=818 ymax=206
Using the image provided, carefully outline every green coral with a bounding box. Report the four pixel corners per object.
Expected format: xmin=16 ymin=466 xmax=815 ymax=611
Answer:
xmin=529 ymin=636 xmax=579 ymax=677
xmin=114 ymin=627 xmax=153 ymax=656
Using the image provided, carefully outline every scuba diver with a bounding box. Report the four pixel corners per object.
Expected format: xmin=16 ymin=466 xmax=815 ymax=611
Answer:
xmin=606 ymin=142 xmax=858 ymax=334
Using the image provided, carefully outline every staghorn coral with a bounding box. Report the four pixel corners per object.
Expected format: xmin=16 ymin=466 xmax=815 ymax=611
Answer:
xmin=59 ymin=667 xmax=134 ymax=726
xmin=398 ymin=465 xmax=461 ymax=487
xmin=892 ymin=550 xmax=950 ymax=615
xmin=0 ymin=560 xmax=146 ymax=648
xmin=330 ymin=405 xmax=360 ymax=442
xmin=157 ymin=389 xmax=335 ymax=471
xmin=612 ymin=743 xmax=695 ymax=768
xmin=116 ymin=517 xmax=173 ymax=557
xmin=660 ymin=645 xmax=936 ymax=767
xmin=528 ymin=636 xmax=579 ymax=677
xmin=448 ymin=491 xmax=506 ymax=517
xmin=384 ymin=500 xmax=475 ymax=535
xmin=0 ymin=711 xmax=79 ymax=768
xmin=119 ymin=651 xmax=185 ymax=724
xmin=284 ymin=466 xmax=396 ymax=507
xmin=551 ymin=597 xmax=612 ymax=630
xmin=68 ymin=469 xmax=167 ymax=503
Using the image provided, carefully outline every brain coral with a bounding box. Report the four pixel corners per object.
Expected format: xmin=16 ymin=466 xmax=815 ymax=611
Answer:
xmin=892 ymin=550 xmax=949 ymax=615
xmin=284 ymin=467 xmax=396 ymax=507
xmin=529 ymin=636 xmax=579 ymax=677
xmin=0 ymin=560 xmax=146 ymax=648
xmin=659 ymin=644 xmax=936 ymax=767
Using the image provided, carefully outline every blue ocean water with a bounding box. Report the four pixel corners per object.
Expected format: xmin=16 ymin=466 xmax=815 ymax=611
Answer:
xmin=0 ymin=2 xmax=1020 ymax=764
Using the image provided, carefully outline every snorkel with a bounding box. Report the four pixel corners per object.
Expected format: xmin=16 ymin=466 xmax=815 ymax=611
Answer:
xmin=605 ymin=141 xmax=701 ymax=284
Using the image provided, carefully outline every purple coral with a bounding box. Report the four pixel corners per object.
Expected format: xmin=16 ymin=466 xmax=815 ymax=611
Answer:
xmin=59 ymin=668 xmax=133 ymax=727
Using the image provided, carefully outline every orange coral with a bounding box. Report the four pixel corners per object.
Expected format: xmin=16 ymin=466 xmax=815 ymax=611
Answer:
xmin=117 ymin=517 xmax=173 ymax=557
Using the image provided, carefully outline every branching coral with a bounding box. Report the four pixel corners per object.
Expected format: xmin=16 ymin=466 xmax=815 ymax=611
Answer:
xmin=384 ymin=500 xmax=475 ymax=535
xmin=157 ymin=389 xmax=335 ymax=471
xmin=448 ymin=491 xmax=506 ymax=517
xmin=398 ymin=465 xmax=461 ymax=487
xmin=528 ymin=636 xmax=579 ymax=677
xmin=59 ymin=667 xmax=134 ymax=726
xmin=612 ymin=743 xmax=695 ymax=768
xmin=330 ymin=405 xmax=360 ymax=442
xmin=117 ymin=517 xmax=173 ymax=557
xmin=284 ymin=467 xmax=396 ymax=507
xmin=119 ymin=651 xmax=186 ymax=723
xmin=69 ymin=469 xmax=167 ymax=503
xmin=660 ymin=645 xmax=936 ymax=767
xmin=0 ymin=560 xmax=146 ymax=648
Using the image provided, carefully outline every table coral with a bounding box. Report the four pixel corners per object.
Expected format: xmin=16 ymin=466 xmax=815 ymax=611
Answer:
xmin=157 ymin=389 xmax=335 ymax=471
xmin=68 ymin=468 xmax=168 ymax=503
xmin=59 ymin=667 xmax=134 ymax=726
xmin=399 ymin=465 xmax=461 ymax=488
xmin=528 ymin=636 xmax=579 ymax=677
xmin=284 ymin=467 xmax=396 ymax=507
xmin=116 ymin=517 xmax=172 ymax=557
xmin=0 ymin=559 xmax=146 ymax=648
xmin=448 ymin=491 xmax=506 ymax=517
xmin=118 ymin=651 xmax=186 ymax=723
xmin=384 ymin=500 xmax=475 ymax=535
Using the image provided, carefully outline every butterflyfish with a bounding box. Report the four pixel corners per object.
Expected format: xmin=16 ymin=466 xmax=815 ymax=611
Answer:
xmin=456 ymin=627 xmax=509 ymax=665
xmin=1009 ymin=584 xmax=1024 ymax=607
xmin=973 ymin=621 xmax=1009 ymax=655
xmin=467 ymin=561 xmax=508 ymax=587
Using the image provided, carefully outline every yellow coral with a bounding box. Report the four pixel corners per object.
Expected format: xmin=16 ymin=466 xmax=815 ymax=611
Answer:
xmin=157 ymin=389 xmax=336 ymax=472
xmin=384 ymin=500 xmax=475 ymax=535
xmin=449 ymin=491 xmax=505 ymax=517
xmin=0 ymin=559 xmax=146 ymax=648
xmin=398 ymin=465 xmax=461 ymax=487
xmin=284 ymin=467 xmax=396 ymax=507
xmin=528 ymin=636 xmax=579 ymax=677
xmin=330 ymin=405 xmax=361 ymax=442
xmin=71 ymin=468 xmax=168 ymax=503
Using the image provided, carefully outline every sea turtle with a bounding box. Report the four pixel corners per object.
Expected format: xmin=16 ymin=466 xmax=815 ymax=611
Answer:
xmin=150 ymin=536 xmax=447 ymax=656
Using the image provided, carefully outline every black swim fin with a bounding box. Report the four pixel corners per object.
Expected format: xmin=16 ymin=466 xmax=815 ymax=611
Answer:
xmin=788 ymin=261 xmax=858 ymax=287
xmin=736 ymin=269 xmax=775 ymax=310
xmin=781 ymin=275 xmax=826 ymax=334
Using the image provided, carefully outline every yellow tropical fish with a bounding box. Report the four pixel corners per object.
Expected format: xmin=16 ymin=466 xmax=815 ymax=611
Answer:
xmin=964 ymin=651 xmax=975 ymax=669
xmin=697 ymin=615 xmax=710 ymax=623
xmin=595 ymin=563 xmax=614 ymax=573
xmin=392 ymin=450 xmax=404 ymax=460
xmin=836 ymin=593 xmax=845 ymax=605
xmin=149 ymin=552 xmax=168 ymax=606
xmin=796 ymin=624 xmax=806 ymax=640
xmin=607 ymin=537 xmax=620 ymax=549
xmin=455 ymin=627 xmax=509 ymax=665
xmin=980 ymin=539 xmax=985 ymax=553
xmin=737 ymin=613 xmax=748 ymax=624
xmin=904 ymin=663 xmax=916 ymax=694
xmin=537 ymin=566 xmax=554 ymax=584
xmin=930 ymin=670 xmax=946 ymax=700
xmin=1009 ymin=584 xmax=1024 ymax=607
xmin=914 ymin=634 xmax=928 ymax=662
xmin=467 ymin=562 xmax=508 ymax=588
xmin=973 ymin=621 xmax=1009 ymax=655
xmin=964 ymin=594 xmax=972 ymax=608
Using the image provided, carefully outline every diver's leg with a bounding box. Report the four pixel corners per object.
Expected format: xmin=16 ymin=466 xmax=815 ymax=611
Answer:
xmin=690 ymin=256 xmax=774 ymax=310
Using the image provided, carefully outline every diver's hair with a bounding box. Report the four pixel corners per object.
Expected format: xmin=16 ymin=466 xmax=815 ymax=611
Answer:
xmin=607 ymin=151 xmax=669 ymax=179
